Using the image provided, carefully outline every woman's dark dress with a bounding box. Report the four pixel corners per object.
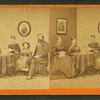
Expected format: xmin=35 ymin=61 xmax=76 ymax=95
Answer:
xmin=50 ymin=44 xmax=76 ymax=79
xmin=68 ymin=44 xmax=80 ymax=56
xmin=8 ymin=42 xmax=21 ymax=53
xmin=88 ymin=42 xmax=100 ymax=51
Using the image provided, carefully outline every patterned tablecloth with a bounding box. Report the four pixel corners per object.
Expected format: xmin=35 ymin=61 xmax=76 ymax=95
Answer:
xmin=73 ymin=51 xmax=99 ymax=75
xmin=0 ymin=53 xmax=20 ymax=76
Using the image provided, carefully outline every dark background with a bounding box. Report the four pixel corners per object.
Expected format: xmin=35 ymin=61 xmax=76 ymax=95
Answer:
xmin=0 ymin=0 xmax=100 ymax=5
xmin=1 ymin=95 xmax=100 ymax=100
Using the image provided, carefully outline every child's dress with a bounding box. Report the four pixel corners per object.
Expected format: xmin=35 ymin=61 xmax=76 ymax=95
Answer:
xmin=16 ymin=48 xmax=32 ymax=71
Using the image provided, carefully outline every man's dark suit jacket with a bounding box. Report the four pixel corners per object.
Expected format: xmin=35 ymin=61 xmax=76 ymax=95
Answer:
xmin=27 ymin=40 xmax=49 ymax=68
xmin=33 ymin=40 xmax=49 ymax=67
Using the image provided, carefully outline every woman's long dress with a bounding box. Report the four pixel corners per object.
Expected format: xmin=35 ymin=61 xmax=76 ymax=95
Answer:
xmin=50 ymin=44 xmax=76 ymax=79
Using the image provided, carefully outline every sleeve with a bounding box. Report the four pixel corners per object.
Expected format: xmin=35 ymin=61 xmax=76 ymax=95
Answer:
xmin=67 ymin=46 xmax=77 ymax=56
xmin=96 ymin=42 xmax=99 ymax=48
xmin=39 ymin=42 xmax=49 ymax=57
xmin=52 ymin=47 xmax=59 ymax=56
xmin=28 ymin=50 xmax=33 ymax=57
xmin=16 ymin=43 xmax=21 ymax=52
xmin=95 ymin=42 xmax=100 ymax=51
xmin=68 ymin=46 xmax=73 ymax=54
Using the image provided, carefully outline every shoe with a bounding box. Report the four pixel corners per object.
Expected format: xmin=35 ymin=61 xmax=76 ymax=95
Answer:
xmin=26 ymin=76 xmax=33 ymax=80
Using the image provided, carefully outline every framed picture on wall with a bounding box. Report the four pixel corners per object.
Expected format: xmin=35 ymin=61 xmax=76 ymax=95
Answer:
xmin=18 ymin=21 xmax=31 ymax=37
xmin=98 ymin=22 xmax=100 ymax=34
xmin=57 ymin=18 xmax=67 ymax=34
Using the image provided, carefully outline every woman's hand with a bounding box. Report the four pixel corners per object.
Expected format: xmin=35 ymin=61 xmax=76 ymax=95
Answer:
xmin=59 ymin=51 xmax=66 ymax=54
xmin=59 ymin=51 xmax=66 ymax=57
xmin=14 ymin=51 xmax=19 ymax=53
xmin=8 ymin=48 xmax=13 ymax=52
xmin=8 ymin=48 xmax=16 ymax=52
xmin=88 ymin=47 xmax=93 ymax=51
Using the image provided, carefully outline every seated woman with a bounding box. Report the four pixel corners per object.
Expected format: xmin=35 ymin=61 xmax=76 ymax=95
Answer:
xmin=68 ymin=37 xmax=80 ymax=56
xmin=8 ymin=36 xmax=21 ymax=53
xmin=88 ymin=35 xmax=100 ymax=51
xmin=16 ymin=42 xmax=32 ymax=75
xmin=50 ymin=37 xmax=77 ymax=79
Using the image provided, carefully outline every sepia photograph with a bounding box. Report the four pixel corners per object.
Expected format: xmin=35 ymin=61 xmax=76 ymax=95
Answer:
xmin=0 ymin=8 xmax=49 ymax=89
xmin=1 ymin=6 xmax=100 ymax=93
xmin=50 ymin=7 xmax=100 ymax=88
xmin=18 ymin=20 xmax=31 ymax=37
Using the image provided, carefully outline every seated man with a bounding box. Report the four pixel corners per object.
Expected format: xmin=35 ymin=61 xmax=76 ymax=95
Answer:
xmin=26 ymin=33 xmax=49 ymax=80
xmin=88 ymin=35 xmax=100 ymax=51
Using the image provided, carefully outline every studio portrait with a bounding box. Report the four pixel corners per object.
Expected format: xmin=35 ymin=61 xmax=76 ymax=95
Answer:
xmin=50 ymin=8 xmax=100 ymax=88
xmin=0 ymin=8 xmax=49 ymax=89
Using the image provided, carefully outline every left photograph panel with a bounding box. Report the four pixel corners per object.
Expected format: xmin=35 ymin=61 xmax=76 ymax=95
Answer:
xmin=0 ymin=8 xmax=50 ymax=89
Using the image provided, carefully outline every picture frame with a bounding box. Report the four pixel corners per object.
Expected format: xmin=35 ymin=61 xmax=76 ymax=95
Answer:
xmin=56 ymin=18 xmax=67 ymax=35
xmin=98 ymin=22 xmax=100 ymax=34
xmin=18 ymin=21 xmax=31 ymax=37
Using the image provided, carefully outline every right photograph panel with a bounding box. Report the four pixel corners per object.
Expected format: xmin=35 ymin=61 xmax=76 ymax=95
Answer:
xmin=50 ymin=7 xmax=100 ymax=88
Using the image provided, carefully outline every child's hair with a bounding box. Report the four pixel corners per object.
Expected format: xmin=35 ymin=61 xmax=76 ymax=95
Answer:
xmin=10 ymin=36 xmax=16 ymax=39
xmin=22 ymin=42 xmax=30 ymax=49
xmin=90 ymin=35 xmax=95 ymax=38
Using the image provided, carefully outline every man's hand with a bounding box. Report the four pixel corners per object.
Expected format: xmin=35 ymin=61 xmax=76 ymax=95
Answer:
xmin=34 ymin=55 xmax=40 ymax=58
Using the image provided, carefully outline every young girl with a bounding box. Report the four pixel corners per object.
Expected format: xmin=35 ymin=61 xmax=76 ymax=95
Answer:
xmin=16 ymin=42 xmax=32 ymax=75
